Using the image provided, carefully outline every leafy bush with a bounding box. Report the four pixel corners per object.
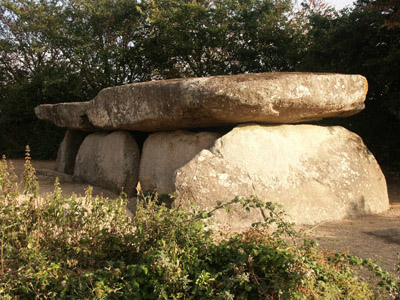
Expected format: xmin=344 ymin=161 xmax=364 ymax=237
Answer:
xmin=0 ymin=149 xmax=398 ymax=299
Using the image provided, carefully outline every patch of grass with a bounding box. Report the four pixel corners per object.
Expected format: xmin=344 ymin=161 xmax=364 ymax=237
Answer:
xmin=0 ymin=149 xmax=398 ymax=299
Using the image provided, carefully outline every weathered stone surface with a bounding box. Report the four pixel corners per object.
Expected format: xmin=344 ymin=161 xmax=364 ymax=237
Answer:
xmin=174 ymin=124 xmax=389 ymax=230
xmin=56 ymin=130 xmax=88 ymax=175
xmin=35 ymin=73 xmax=368 ymax=131
xmin=74 ymin=131 xmax=140 ymax=195
xmin=139 ymin=130 xmax=221 ymax=194
xmin=34 ymin=101 xmax=94 ymax=130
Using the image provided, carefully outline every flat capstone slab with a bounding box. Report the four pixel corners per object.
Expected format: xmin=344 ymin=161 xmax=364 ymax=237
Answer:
xmin=35 ymin=72 xmax=368 ymax=132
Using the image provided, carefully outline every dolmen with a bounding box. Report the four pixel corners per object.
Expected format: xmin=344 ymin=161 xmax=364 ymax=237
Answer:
xmin=35 ymin=72 xmax=389 ymax=230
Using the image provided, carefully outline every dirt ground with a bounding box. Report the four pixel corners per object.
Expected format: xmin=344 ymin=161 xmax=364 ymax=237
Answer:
xmin=10 ymin=159 xmax=400 ymax=275
xmin=12 ymin=159 xmax=117 ymax=199
xmin=303 ymin=174 xmax=400 ymax=275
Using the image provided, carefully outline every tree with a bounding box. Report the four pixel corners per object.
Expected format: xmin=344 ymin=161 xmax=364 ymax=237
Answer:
xmin=0 ymin=0 xmax=149 ymax=157
xmin=143 ymin=0 xmax=303 ymax=77
xmin=0 ymin=0 xmax=306 ymax=158
xmin=297 ymin=0 xmax=400 ymax=170
xmin=2 ymin=0 xmax=398 ymax=171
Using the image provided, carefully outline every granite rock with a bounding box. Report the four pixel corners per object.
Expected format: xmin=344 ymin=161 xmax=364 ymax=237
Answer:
xmin=35 ymin=73 xmax=368 ymax=131
xmin=174 ymin=124 xmax=389 ymax=229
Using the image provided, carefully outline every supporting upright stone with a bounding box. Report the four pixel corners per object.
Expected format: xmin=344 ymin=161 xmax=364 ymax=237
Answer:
xmin=174 ymin=124 xmax=389 ymax=230
xmin=74 ymin=131 xmax=140 ymax=195
xmin=139 ymin=130 xmax=221 ymax=194
xmin=56 ymin=130 xmax=88 ymax=175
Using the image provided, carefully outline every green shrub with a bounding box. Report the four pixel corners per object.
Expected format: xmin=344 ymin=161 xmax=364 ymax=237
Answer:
xmin=0 ymin=151 xmax=398 ymax=299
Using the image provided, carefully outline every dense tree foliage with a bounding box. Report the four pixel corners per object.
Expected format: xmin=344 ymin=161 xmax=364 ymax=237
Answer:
xmin=0 ymin=0 xmax=399 ymax=172
xmin=0 ymin=0 xmax=303 ymax=158
xmin=297 ymin=0 xmax=400 ymax=172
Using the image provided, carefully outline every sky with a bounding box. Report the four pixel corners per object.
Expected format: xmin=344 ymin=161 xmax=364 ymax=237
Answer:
xmin=324 ymin=0 xmax=355 ymax=10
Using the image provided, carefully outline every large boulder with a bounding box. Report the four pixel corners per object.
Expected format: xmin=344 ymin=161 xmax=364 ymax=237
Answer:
xmin=74 ymin=131 xmax=140 ymax=195
xmin=139 ymin=130 xmax=221 ymax=194
xmin=35 ymin=73 xmax=368 ymax=131
xmin=55 ymin=129 xmax=88 ymax=175
xmin=174 ymin=124 xmax=389 ymax=230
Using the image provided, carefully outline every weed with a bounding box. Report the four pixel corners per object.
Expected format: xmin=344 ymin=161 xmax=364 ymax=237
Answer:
xmin=0 ymin=151 xmax=398 ymax=299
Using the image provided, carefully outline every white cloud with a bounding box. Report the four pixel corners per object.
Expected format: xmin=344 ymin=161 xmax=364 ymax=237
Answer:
xmin=324 ymin=0 xmax=355 ymax=10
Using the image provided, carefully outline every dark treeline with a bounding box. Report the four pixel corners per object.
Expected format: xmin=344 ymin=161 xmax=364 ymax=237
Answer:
xmin=0 ymin=0 xmax=399 ymax=174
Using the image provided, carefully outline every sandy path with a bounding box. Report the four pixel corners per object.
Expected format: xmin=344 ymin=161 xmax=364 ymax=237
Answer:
xmin=302 ymin=176 xmax=400 ymax=274
xmin=11 ymin=159 xmax=118 ymax=199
